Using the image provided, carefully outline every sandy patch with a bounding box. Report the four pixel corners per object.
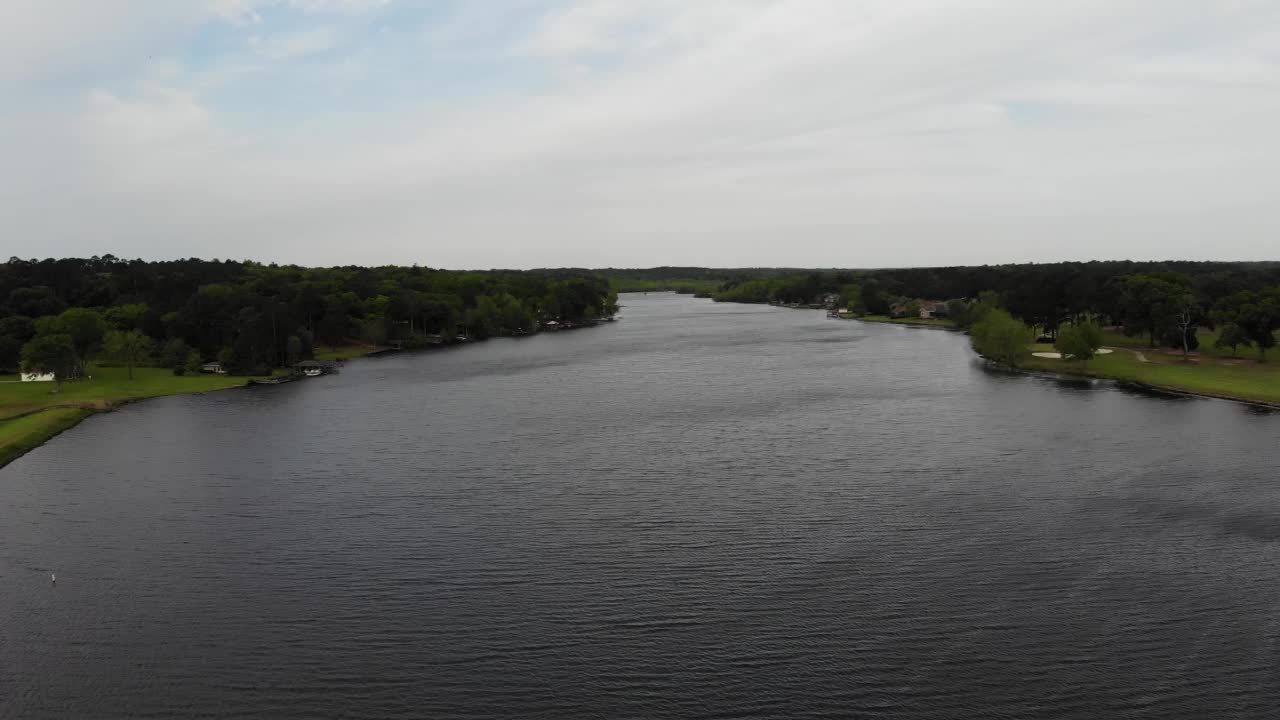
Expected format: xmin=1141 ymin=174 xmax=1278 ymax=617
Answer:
xmin=1033 ymin=347 xmax=1114 ymax=360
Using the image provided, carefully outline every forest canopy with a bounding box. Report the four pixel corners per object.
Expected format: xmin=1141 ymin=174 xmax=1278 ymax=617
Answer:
xmin=0 ymin=256 xmax=618 ymax=376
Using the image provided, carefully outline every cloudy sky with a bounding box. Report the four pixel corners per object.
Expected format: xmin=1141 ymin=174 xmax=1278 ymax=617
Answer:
xmin=2 ymin=1 xmax=1277 ymax=269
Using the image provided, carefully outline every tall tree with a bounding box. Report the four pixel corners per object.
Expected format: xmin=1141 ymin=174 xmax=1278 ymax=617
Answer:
xmin=971 ymin=309 xmax=1030 ymax=369
xmin=1214 ymin=324 xmax=1251 ymax=357
xmin=21 ymin=334 xmax=77 ymax=389
xmin=49 ymin=307 xmax=106 ymax=375
xmin=161 ymin=338 xmax=194 ymax=372
xmin=1215 ymin=289 xmax=1280 ymax=361
xmin=104 ymin=329 xmax=156 ymax=380
xmin=1171 ymin=293 xmax=1200 ymax=360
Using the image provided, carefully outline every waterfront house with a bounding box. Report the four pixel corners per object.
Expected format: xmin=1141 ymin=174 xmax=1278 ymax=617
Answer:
xmin=201 ymin=362 xmax=226 ymax=374
xmin=20 ymin=372 xmax=56 ymax=382
xmin=919 ymin=302 xmax=949 ymax=320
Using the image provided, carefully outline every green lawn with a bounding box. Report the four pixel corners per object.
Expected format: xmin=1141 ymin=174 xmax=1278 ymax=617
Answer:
xmin=0 ymin=407 xmax=94 ymax=467
xmin=0 ymin=365 xmax=261 ymax=467
xmin=0 ymin=365 xmax=251 ymax=419
xmin=858 ymin=315 xmax=958 ymax=328
xmin=1099 ymin=327 xmax=1276 ymax=362
xmin=1023 ymin=345 xmax=1280 ymax=405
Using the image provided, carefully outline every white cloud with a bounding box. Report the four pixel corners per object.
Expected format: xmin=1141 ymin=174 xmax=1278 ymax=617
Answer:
xmin=209 ymin=0 xmax=262 ymax=24
xmin=249 ymin=27 xmax=342 ymax=60
xmin=2 ymin=0 xmax=1279 ymax=267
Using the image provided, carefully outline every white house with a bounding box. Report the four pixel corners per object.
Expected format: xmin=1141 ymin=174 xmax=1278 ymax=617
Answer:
xmin=21 ymin=372 xmax=56 ymax=382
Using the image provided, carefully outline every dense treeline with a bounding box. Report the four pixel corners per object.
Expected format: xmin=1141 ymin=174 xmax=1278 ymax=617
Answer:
xmin=598 ymin=267 xmax=811 ymax=295
xmin=705 ymin=261 xmax=1280 ymax=357
xmin=0 ymin=256 xmax=618 ymax=379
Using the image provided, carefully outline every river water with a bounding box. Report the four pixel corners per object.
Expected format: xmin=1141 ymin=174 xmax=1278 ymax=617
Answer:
xmin=4 ymin=293 xmax=1280 ymax=719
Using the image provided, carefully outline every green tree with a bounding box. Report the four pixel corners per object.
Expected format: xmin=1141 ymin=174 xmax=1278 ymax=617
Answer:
xmin=1120 ymin=273 xmax=1190 ymax=347
xmin=295 ymin=328 xmax=315 ymax=361
xmin=217 ymin=347 xmax=236 ymax=373
xmin=946 ymin=299 xmax=973 ymax=328
xmin=1214 ymin=289 xmax=1280 ymax=361
xmin=161 ymin=338 xmax=193 ymax=371
xmin=104 ymin=329 xmax=156 ymax=380
xmin=1214 ymin=323 xmax=1251 ymax=357
xmin=971 ymin=309 xmax=1030 ymax=368
xmin=8 ymin=286 xmax=65 ymax=317
xmin=840 ymin=284 xmax=866 ymax=315
xmin=0 ymin=335 xmax=21 ymax=372
xmin=21 ymin=334 xmax=77 ymax=390
xmin=318 ymin=304 xmax=349 ymax=350
xmin=42 ymin=308 xmax=107 ymax=376
xmin=286 ymin=335 xmax=303 ymax=366
xmin=1055 ymin=322 xmax=1102 ymax=368
xmin=1079 ymin=320 xmax=1104 ymax=351
xmin=860 ymin=279 xmax=890 ymax=315
xmin=0 ymin=316 xmax=36 ymax=344
xmin=104 ymin=303 xmax=150 ymax=331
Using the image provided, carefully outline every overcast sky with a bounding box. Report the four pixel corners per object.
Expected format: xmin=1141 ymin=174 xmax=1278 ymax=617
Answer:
xmin=2 ymin=1 xmax=1277 ymax=269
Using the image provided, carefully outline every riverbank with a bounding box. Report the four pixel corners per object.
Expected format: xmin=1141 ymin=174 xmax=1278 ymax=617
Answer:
xmin=1020 ymin=344 xmax=1280 ymax=408
xmin=853 ymin=314 xmax=959 ymax=329
xmin=834 ymin=313 xmax=1279 ymax=408
xmin=0 ymin=366 xmax=261 ymax=469
xmin=0 ymin=322 xmax=618 ymax=468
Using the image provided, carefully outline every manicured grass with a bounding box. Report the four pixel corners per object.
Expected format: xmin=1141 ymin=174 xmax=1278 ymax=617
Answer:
xmin=1023 ymin=346 xmax=1280 ymax=405
xmin=314 ymin=344 xmax=382 ymax=360
xmin=0 ymin=407 xmax=94 ymax=467
xmin=0 ymin=365 xmax=263 ymax=467
xmin=1100 ymin=327 xmax=1277 ymax=362
xmin=0 ymin=365 xmax=251 ymax=419
xmin=858 ymin=315 xmax=958 ymax=328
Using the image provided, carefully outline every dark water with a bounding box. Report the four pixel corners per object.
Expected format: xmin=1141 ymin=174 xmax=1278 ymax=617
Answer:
xmin=4 ymin=293 xmax=1280 ymax=719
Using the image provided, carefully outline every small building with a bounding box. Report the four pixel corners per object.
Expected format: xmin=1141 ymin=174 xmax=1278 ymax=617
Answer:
xmin=919 ymin=302 xmax=949 ymax=320
xmin=290 ymin=360 xmax=339 ymax=377
xmin=21 ymin=371 xmax=56 ymax=382
xmin=201 ymin=362 xmax=226 ymax=375
xmin=821 ymin=293 xmax=841 ymax=309
xmin=293 ymin=360 xmax=325 ymax=377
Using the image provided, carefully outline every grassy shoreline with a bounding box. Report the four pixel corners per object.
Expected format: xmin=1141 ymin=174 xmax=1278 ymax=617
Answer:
xmin=854 ymin=314 xmax=959 ymax=329
xmin=0 ymin=333 xmax=573 ymax=469
xmin=0 ymin=366 xmax=265 ymax=469
xmin=0 ymin=407 xmax=95 ymax=468
xmin=1021 ymin=347 xmax=1280 ymax=407
xmin=846 ymin=313 xmax=1279 ymax=408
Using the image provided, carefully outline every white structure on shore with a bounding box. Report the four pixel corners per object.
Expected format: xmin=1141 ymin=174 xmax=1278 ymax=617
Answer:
xmin=21 ymin=372 xmax=55 ymax=382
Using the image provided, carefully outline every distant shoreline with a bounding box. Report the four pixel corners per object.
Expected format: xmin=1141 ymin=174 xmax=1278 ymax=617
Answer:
xmin=753 ymin=300 xmax=1280 ymax=411
xmin=840 ymin=313 xmax=1280 ymax=411
xmin=0 ymin=322 xmax=613 ymax=471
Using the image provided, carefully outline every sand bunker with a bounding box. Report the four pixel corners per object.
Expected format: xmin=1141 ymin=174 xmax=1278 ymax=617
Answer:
xmin=1032 ymin=347 xmax=1115 ymax=360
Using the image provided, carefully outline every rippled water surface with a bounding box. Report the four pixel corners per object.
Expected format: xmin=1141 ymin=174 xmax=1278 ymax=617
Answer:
xmin=5 ymin=293 xmax=1280 ymax=719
